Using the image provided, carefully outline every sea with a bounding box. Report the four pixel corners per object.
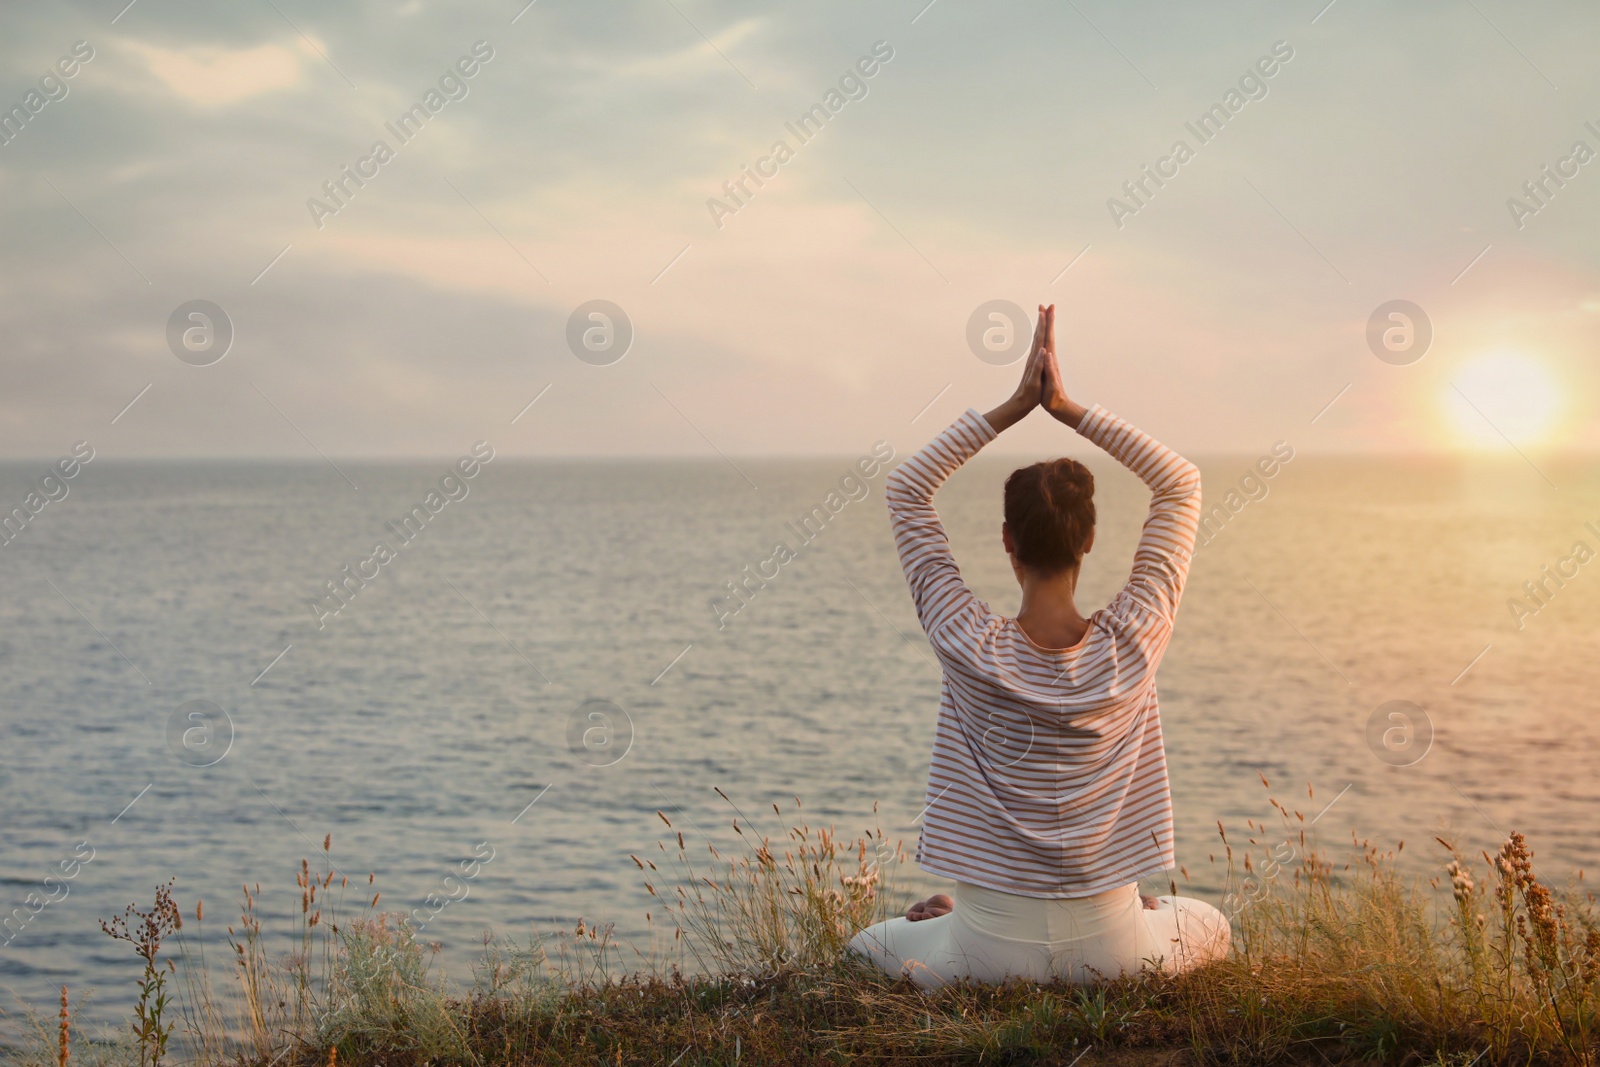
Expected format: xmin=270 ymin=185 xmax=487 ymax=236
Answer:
xmin=1 ymin=451 xmax=1597 ymax=1037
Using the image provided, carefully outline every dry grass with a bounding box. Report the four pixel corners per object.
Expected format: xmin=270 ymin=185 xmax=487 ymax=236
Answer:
xmin=11 ymin=788 xmax=1600 ymax=1067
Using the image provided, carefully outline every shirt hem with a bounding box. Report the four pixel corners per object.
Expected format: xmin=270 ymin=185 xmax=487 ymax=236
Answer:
xmin=916 ymin=857 xmax=1173 ymax=900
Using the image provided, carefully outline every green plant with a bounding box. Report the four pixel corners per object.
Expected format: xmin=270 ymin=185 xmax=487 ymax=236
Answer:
xmin=98 ymin=881 xmax=182 ymax=1067
xmin=316 ymin=912 xmax=473 ymax=1065
xmin=643 ymin=793 xmax=901 ymax=978
xmin=8 ymin=987 xmax=139 ymax=1067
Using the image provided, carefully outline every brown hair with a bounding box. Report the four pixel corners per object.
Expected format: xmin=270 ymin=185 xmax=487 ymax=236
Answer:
xmin=1003 ymin=458 xmax=1095 ymax=573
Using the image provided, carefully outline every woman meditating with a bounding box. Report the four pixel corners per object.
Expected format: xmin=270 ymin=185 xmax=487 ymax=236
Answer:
xmin=849 ymin=304 xmax=1230 ymax=988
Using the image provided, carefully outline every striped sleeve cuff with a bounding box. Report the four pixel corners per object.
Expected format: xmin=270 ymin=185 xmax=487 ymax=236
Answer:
xmin=1073 ymin=403 xmax=1112 ymax=443
xmin=962 ymin=408 xmax=999 ymax=446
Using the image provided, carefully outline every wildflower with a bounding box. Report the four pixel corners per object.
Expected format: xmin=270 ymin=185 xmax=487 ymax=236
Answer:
xmin=1446 ymin=859 xmax=1474 ymax=906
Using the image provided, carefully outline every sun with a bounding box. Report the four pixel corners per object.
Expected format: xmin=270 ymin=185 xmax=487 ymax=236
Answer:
xmin=1441 ymin=351 xmax=1564 ymax=449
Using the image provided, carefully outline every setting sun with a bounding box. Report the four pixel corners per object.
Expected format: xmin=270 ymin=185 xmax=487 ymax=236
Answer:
xmin=1442 ymin=350 xmax=1564 ymax=449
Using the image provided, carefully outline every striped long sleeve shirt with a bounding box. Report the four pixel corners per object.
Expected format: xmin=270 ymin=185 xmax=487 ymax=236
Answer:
xmin=885 ymin=405 xmax=1202 ymax=898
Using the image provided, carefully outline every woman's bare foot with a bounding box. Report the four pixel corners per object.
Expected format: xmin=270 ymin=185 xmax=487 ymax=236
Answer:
xmin=906 ymin=894 xmax=953 ymax=921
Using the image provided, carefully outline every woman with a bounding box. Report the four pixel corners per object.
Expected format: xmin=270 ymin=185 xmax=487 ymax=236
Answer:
xmin=849 ymin=304 xmax=1229 ymax=988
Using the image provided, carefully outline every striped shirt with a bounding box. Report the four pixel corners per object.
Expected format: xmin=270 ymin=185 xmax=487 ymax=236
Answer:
xmin=885 ymin=405 xmax=1202 ymax=898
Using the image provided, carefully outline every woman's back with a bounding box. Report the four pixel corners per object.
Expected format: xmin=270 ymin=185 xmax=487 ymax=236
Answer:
xmin=884 ymin=403 xmax=1200 ymax=898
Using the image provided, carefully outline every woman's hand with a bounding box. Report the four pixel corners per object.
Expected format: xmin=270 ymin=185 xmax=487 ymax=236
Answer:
xmin=906 ymin=893 xmax=954 ymax=922
xmin=983 ymin=304 xmax=1054 ymax=433
xmin=1040 ymin=308 xmax=1089 ymax=429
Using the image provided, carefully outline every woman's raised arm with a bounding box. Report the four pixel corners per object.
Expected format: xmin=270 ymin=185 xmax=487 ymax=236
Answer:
xmin=1040 ymin=320 xmax=1200 ymax=628
xmin=885 ymin=306 xmax=1056 ymax=646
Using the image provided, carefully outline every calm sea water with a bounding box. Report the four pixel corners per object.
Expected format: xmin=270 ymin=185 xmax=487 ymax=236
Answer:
xmin=2 ymin=452 xmax=1598 ymax=1035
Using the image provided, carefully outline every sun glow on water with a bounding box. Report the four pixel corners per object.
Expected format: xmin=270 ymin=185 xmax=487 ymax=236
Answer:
xmin=1442 ymin=351 xmax=1564 ymax=449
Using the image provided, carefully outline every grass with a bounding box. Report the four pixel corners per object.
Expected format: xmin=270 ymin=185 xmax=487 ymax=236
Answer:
xmin=7 ymin=787 xmax=1600 ymax=1066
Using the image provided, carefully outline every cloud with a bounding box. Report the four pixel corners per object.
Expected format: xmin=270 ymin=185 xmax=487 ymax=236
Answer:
xmin=601 ymin=17 xmax=764 ymax=87
xmin=119 ymin=38 xmax=310 ymax=107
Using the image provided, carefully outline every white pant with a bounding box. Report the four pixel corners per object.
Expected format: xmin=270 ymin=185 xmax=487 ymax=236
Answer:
xmin=848 ymin=881 xmax=1230 ymax=989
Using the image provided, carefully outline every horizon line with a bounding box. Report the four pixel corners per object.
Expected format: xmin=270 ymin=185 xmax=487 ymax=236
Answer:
xmin=0 ymin=448 xmax=1592 ymax=464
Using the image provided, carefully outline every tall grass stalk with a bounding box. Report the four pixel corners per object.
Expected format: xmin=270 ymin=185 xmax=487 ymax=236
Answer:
xmin=639 ymin=794 xmax=903 ymax=977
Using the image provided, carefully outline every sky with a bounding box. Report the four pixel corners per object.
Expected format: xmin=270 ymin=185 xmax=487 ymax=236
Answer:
xmin=1 ymin=0 xmax=1598 ymax=458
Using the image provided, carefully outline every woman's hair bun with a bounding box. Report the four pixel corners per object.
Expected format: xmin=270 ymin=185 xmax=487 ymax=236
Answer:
xmin=1004 ymin=458 xmax=1095 ymax=573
